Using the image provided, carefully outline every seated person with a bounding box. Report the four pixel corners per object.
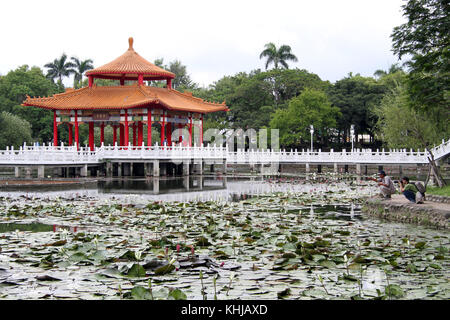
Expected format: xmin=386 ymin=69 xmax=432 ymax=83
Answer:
xmin=398 ymin=177 xmax=421 ymax=203
xmin=368 ymin=170 xmax=396 ymax=199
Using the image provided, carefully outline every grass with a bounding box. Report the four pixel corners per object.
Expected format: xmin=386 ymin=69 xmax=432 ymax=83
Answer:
xmin=426 ymin=185 xmax=450 ymax=197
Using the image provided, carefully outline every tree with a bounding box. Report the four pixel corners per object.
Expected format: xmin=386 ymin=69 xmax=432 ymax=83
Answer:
xmin=270 ymin=88 xmax=341 ymax=148
xmin=327 ymin=75 xmax=387 ymax=146
xmin=259 ymin=43 xmax=298 ymax=70
xmin=0 ymin=111 xmax=32 ymax=149
xmin=0 ymin=65 xmax=60 ymax=143
xmin=374 ymin=82 xmax=447 ymax=186
xmin=168 ymin=60 xmax=196 ymax=90
xmin=71 ymin=57 xmax=94 ymax=88
xmin=373 ymin=63 xmax=403 ymax=79
xmin=260 ymin=68 xmax=328 ymax=107
xmin=391 ymin=0 xmax=449 ymax=131
xmin=44 ymin=53 xmax=76 ymax=85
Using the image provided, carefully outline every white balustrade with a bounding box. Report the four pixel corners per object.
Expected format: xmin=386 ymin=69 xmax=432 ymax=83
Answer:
xmin=0 ymin=139 xmax=449 ymax=166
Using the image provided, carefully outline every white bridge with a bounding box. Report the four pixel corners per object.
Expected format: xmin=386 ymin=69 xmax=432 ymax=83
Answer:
xmin=0 ymin=138 xmax=449 ymax=166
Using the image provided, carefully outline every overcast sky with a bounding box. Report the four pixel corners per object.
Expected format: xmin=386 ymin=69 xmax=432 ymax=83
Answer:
xmin=1 ymin=0 xmax=406 ymax=87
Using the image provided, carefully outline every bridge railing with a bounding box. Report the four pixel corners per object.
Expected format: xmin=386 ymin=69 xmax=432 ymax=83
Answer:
xmin=98 ymin=143 xmax=228 ymax=160
xmin=226 ymin=147 xmax=429 ymax=164
xmin=0 ymin=139 xmax=448 ymax=165
xmin=0 ymin=144 xmax=98 ymax=164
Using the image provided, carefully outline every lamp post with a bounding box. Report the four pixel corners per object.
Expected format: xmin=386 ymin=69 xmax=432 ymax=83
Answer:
xmin=310 ymin=125 xmax=314 ymax=152
xmin=350 ymin=125 xmax=355 ymax=152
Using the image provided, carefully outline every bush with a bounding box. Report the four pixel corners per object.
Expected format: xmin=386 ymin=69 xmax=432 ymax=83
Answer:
xmin=0 ymin=111 xmax=33 ymax=149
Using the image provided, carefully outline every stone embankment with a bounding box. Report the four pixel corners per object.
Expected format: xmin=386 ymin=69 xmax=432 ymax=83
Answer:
xmin=363 ymin=194 xmax=450 ymax=229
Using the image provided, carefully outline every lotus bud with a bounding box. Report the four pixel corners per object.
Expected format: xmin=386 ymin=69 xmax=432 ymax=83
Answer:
xmin=176 ymin=244 xmax=181 ymax=253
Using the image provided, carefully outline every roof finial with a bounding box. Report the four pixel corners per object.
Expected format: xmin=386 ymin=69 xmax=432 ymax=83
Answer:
xmin=128 ymin=37 xmax=134 ymax=50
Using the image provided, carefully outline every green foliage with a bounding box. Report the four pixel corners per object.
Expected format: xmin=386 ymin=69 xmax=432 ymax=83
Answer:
xmin=152 ymin=58 xmax=196 ymax=90
xmin=327 ymin=74 xmax=387 ymax=142
xmin=44 ymin=53 xmax=76 ymax=84
xmin=391 ymin=0 xmax=449 ymax=131
xmin=373 ymin=82 xmax=445 ymax=149
xmin=270 ymin=88 xmax=341 ymax=148
xmin=71 ymin=57 xmax=94 ymax=88
xmin=426 ymin=185 xmax=450 ymax=197
xmin=0 ymin=65 xmax=60 ymax=143
xmin=0 ymin=111 xmax=33 ymax=149
xmin=260 ymin=42 xmax=298 ymax=70
xmin=199 ymin=68 xmax=327 ymax=132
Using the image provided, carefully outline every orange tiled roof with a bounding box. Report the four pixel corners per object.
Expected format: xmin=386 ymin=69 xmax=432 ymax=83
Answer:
xmin=85 ymin=38 xmax=175 ymax=80
xmin=22 ymin=84 xmax=229 ymax=114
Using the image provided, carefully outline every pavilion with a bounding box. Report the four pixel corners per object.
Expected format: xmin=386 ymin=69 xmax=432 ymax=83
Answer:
xmin=23 ymin=37 xmax=228 ymax=151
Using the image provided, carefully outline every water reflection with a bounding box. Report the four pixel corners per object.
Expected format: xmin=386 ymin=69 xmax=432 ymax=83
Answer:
xmin=0 ymin=222 xmax=54 ymax=233
xmin=0 ymin=222 xmax=81 ymax=233
xmin=0 ymin=175 xmax=377 ymax=204
xmin=98 ymin=176 xmax=227 ymax=195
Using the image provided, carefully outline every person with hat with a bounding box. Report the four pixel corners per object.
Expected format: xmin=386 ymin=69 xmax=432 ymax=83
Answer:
xmin=368 ymin=170 xmax=396 ymax=199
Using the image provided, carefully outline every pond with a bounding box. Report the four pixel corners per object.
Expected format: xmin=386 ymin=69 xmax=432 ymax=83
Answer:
xmin=0 ymin=175 xmax=448 ymax=300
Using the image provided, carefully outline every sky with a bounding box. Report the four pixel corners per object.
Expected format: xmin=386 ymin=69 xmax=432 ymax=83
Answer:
xmin=1 ymin=0 xmax=407 ymax=87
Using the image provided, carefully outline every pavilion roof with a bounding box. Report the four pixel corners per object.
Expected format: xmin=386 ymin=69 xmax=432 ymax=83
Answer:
xmin=22 ymin=85 xmax=229 ymax=114
xmin=85 ymin=38 xmax=175 ymax=81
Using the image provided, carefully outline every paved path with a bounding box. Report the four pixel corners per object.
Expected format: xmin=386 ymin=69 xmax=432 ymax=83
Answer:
xmin=387 ymin=194 xmax=450 ymax=213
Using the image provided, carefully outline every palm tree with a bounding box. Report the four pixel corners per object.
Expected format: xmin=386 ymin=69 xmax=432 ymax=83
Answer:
xmin=259 ymin=43 xmax=298 ymax=70
xmin=71 ymin=57 xmax=94 ymax=88
xmin=44 ymin=54 xmax=76 ymax=85
xmin=374 ymin=63 xmax=403 ymax=79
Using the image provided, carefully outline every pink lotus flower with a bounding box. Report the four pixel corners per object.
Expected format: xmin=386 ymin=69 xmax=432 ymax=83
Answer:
xmin=220 ymin=262 xmax=225 ymax=267
xmin=165 ymin=247 xmax=169 ymax=255
xmin=176 ymin=244 xmax=181 ymax=253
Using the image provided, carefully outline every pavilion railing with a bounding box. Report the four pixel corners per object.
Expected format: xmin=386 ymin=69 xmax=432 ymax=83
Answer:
xmin=0 ymin=138 xmax=448 ymax=166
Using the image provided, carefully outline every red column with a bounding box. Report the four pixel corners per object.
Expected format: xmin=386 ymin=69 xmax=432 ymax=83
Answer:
xmin=89 ymin=122 xmax=94 ymax=151
xmin=88 ymin=76 xmax=93 ymax=87
xmin=189 ymin=116 xmax=192 ymax=147
xmin=132 ymin=123 xmax=137 ymax=146
xmin=120 ymin=124 xmax=124 ymax=146
xmin=120 ymin=78 xmax=125 ymax=86
xmin=167 ymin=78 xmax=172 ymax=89
xmin=53 ymin=110 xmax=58 ymax=147
xmin=167 ymin=122 xmax=172 ymax=146
xmin=138 ymin=121 xmax=143 ymax=146
xmin=74 ymin=111 xmax=79 ymax=150
xmin=147 ymin=108 xmax=152 ymax=146
xmin=68 ymin=123 xmax=73 ymax=146
xmin=138 ymin=74 xmax=144 ymax=85
xmin=178 ymin=123 xmax=182 ymax=143
xmin=113 ymin=125 xmax=117 ymax=145
xmin=161 ymin=112 xmax=165 ymax=146
xmin=100 ymin=123 xmax=105 ymax=145
xmin=124 ymin=111 xmax=129 ymax=147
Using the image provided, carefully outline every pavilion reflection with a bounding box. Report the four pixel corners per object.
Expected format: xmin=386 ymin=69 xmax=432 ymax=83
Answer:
xmin=97 ymin=176 xmax=227 ymax=195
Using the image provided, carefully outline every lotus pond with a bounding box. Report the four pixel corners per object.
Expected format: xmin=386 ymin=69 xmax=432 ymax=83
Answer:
xmin=0 ymin=176 xmax=448 ymax=300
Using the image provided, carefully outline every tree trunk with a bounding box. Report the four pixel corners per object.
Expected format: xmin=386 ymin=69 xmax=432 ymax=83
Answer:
xmin=427 ymin=149 xmax=446 ymax=187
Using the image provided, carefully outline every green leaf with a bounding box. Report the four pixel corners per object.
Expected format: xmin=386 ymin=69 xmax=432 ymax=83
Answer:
xmin=168 ymin=289 xmax=187 ymax=300
xmin=131 ymin=286 xmax=152 ymax=300
xmin=415 ymin=242 xmax=426 ymax=249
xmin=319 ymin=260 xmax=336 ymax=269
xmin=127 ymin=263 xmax=146 ymax=277
xmin=385 ymin=284 xmax=405 ymax=298
xmin=68 ymin=252 xmax=87 ymax=262
xmin=154 ymin=264 xmax=175 ymax=276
